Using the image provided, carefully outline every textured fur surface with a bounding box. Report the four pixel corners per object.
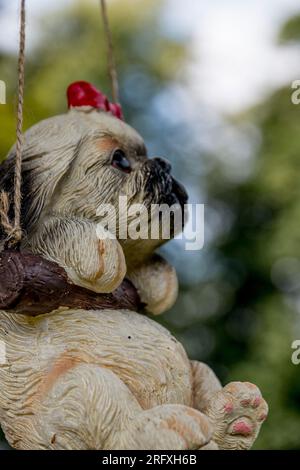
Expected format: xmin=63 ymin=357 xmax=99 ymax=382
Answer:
xmin=0 ymin=308 xmax=268 ymax=449
xmin=0 ymin=107 xmax=268 ymax=449
xmin=0 ymin=107 xmax=184 ymax=302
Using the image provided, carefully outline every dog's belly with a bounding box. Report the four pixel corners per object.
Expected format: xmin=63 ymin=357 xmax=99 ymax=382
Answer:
xmin=1 ymin=309 xmax=193 ymax=410
xmin=47 ymin=309 xmax=194 ymax=409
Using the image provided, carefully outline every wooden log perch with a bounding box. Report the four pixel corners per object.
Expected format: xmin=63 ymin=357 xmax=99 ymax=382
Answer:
xmin=0 ymin=250 xmax=142 ymax=316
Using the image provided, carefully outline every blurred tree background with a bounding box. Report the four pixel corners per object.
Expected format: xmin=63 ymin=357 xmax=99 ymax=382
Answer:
xmin=1 ymin=0 xmax=300 ymax=450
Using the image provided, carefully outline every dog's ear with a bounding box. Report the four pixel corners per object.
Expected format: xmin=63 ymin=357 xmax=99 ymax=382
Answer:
xmin=0 ymin=144 xmax=74 ymax=244
xmin=0 ymin=155 xmax=32 ymax=246
xmin=0 ymin=113 xmax=87 ymax=244
xmin=0 ymin=158 xmax=13 ymax=246
xmin=0 ymin=150 xmax=66 ymax=240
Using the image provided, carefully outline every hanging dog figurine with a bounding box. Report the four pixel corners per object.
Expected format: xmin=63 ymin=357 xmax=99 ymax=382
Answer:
xmin=0 ymin=80 xmax=268 ymax=450
xmin=0 ymin=0 xmax=268 ymax=450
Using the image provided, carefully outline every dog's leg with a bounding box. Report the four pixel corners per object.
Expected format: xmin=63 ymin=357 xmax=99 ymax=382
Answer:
xmin=191 ymin=360 xmax=222 ymax=412
xmin=191 ymin=361 xmax=268 ymax=450
xmin=19 ymin=364 xmax=141 ymax=449
xmin=121 ymin=403 xmax=212 ymax=450
xmin=127 ymin=254 xmax=178 ymax=315
xmin=26 ymin=216 xmax=126 ymax=293
xmin=18 ymin=363 xmax=212 ymax=450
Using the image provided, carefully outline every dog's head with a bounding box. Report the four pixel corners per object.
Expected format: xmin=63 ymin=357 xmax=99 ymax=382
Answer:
xmin=0 ymin=83 xmax=188 ymax=267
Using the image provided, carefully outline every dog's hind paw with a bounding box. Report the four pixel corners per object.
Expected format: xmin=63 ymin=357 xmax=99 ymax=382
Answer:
xmin=205 ymin=381 xmax=268 ymax=450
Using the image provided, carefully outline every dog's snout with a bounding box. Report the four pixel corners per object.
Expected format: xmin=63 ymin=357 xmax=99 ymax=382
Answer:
xmin=154 ymin=157 xmax=172 ymax=174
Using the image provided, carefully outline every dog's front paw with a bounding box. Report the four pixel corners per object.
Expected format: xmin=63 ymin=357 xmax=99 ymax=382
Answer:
xmin=66 ymin=234 xmax=126 ymax=294
xmin=127 ymin=254 xmax=178 ymax=315
xmin=206 ymin=381 xmax=268 ymax=450
xmin=120 ymin=404 xmax=212 ymax=450
xmin=93 ymin=234 xmax=126 ymax=293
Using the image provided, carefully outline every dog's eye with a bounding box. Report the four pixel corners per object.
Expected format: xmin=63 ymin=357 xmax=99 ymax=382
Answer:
xmin=111 ymin=149 xmax=132 ymax=174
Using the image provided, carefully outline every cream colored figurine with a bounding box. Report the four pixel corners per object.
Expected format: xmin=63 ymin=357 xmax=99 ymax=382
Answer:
xmin=0 ymin=82 xmax=268 ymax=450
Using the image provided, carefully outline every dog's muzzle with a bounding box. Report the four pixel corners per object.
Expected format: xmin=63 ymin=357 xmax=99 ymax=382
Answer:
xmin=144 ymin=157 xmax=188 ymax=210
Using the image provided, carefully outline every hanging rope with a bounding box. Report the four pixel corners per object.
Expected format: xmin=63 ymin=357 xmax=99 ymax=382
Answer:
xmin=14 ymin=0 xmax=26 ymax=242
xmin=100 ymin=0 xmax=120 ymax=104
xmin=1 ymin=0 xmax=117 ymax=244
xmin=0 ymin=191 xmax=14 ymax=236
xmin=0 ymin=0 xmax=25 ymax=245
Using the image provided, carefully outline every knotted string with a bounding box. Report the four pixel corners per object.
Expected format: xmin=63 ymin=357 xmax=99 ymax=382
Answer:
xmin=0 ymin=0 xmax=26 ymax=246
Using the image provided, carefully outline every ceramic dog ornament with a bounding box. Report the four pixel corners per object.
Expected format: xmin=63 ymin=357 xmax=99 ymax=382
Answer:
xmin=0 ymin=82 xmax=268 ymax=450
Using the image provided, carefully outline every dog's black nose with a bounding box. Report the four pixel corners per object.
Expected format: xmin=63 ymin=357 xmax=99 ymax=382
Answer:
xmin=154 ymin=157 xmax=172 ymax=174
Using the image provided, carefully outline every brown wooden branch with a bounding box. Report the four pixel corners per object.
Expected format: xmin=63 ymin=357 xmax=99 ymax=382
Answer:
xmin=0 ymin=250 xmax=142 ymax=316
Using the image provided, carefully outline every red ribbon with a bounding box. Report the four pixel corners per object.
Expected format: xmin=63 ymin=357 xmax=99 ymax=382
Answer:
xmin=67 ymin=81 xmax=123 ymax=120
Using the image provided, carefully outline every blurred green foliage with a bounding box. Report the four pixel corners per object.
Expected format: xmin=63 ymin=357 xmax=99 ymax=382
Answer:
xmin=279 ymin=14 xmax=300 ymax=43
xmin=0 ymin=0 xmax=186 ymax=159
xmin=1 ymin=0 xmax=300 ymax=450
xmin=200 ymin=85 xmax=300 ymax=449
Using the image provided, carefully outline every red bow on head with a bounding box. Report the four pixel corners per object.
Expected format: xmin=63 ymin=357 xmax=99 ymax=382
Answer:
xmin=67 ymin=81 xmax=123 ymax=120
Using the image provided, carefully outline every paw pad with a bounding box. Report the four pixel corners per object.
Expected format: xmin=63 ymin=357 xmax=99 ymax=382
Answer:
xmin=223 ymin=401 xmax=234 ymax=414
xmin=258 ymin=413 xmax=267 ymax=422
xmin=230 ymin=419 xmax=253 ymax=437
xmin=252 ymin=396 xmax=262 ymax=408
